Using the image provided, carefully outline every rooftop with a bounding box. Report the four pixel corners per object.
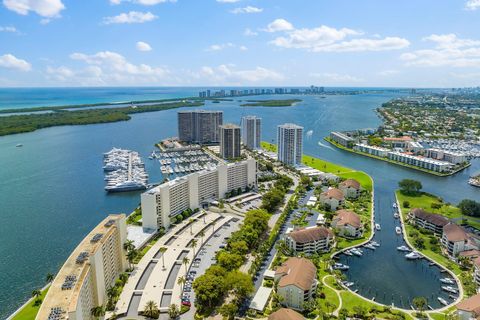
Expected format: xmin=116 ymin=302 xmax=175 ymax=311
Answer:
xmin=443 ymin=223 xmax=468 ymax=242
xmin=321 ymin=188 xmax=344 ymax=201
xmin=410 ymin=208 xmax=449 ymax=227
xmin=456 ymin=293 xmax=480 ymax=314
xmin=339 ymin=179 xmax=361 ymax=190
xmin=269 ymin=308 xmax=305 ymax=320
xmin=275 ymin=257 xmax=316 ymax=291
xmin=287 ymin=226 xmax=333 ymax=244
xmin=334 ymin=210 xmax=361 ymax=228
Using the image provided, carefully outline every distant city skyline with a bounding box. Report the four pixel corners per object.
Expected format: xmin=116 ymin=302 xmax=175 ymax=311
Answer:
xmin=1 ymin=0 xmax=480 ymax=87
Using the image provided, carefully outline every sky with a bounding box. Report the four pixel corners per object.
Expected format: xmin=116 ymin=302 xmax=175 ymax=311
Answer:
xmin=1 ymin=0 xmax=480 ymax=88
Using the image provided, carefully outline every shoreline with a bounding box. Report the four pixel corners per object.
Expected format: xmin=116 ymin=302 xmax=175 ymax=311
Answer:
xmin=325 ymin=137 xmax=471 ymax=177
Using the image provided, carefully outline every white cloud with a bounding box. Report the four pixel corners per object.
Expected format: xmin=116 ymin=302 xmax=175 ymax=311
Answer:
xmin=103 ymin=11 xmax=157 ymax=24
xmin=110 ymin=0 xmax=176 ymax=5
xmin=0 ymin=54 xmax=32 ymax=71
xmin=264 ymin=18 xmax=294 ymax=32
xmin=46 ymin=65 xmax=74 ymax=81
xmin=40 ymin=18 xmax=51 ymax=24
xmin=192 ymin=64 xmax=284 ymax=84
xmin=205 ymin=43 xmax=251 ymax=52
xmin=244 ymin=28 xmax=258 ymax=37
xmin=378 ymin=69 xmax=399 ymax=76
xmin=267 ymin=20 xmax=409 ymax=53
xmin=3 ymin=0 xmax=65 ymax=17
xmin=230 ymin=6 xmax=262 ymax=14
xmin=465 ymin=0 xmax=480 ymax=10
xmin=239 ymin=45 xmax=248 ymax=51
xmin=0 ymin=26 xmax=18 ymax=33
xmin=401 ymin=33 xmax=480 ymax=67
xmin=310 ymin=72 xmax=363 ymax=83
xmin=136 ymin=41 xmax=152 ymax=51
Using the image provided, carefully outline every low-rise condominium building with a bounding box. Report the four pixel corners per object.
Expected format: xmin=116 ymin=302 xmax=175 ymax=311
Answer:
xmin=141 ymin=159 xmax=257 ymax=230
xmin=330 ymin=132 xmax=355 ymax=147
xmin=456 ymin=293 xmax=480 ymax=320
xmin=274 ymin=257 xmax=317 ymax=311
xmin=319 ymin=188 xmax=345 ymax=211
xmin=408 ymin=208 xmax=449 ymax=236
xmin=426 ymin=148 xmax=467 ymax=164
xmin=285 ymin=226 xmax=334 ymax=254
xmin=332 ymin=209 xmax=363 ymax=238
xmin=338 ymin=179 xmax=361 ymax=199
xmin=36 ymin=215 xmax=128 ymax=320
xmin=269 ymin=308 xmax=305 ymax=320
xmin=353 ymin=143 xmax=390 ymax=158
xmin=441 ymin=223 xmax=479 ymax=256
xmin=387 ymin=151 xmax=453 ymax=173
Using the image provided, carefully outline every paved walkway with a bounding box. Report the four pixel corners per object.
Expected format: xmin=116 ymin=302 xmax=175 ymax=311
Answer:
xmin=321 ymin=275 xmax=342 ymax=316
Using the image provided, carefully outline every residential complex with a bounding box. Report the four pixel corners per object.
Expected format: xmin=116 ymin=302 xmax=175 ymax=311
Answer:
xmin=36 ymin=215 xmax=127 ymax=320
xmin=274 ymin=257 xmax=317 ymax=311
xmin=268 ymin=308 xmax=304 ymax=320
xmin=408 ymin=208 xmax=449 ymax=236
xmin=441 ymin=223 xmax=479 ymax=256
xmin=338 ymin=179 xmax=361 ymax=199
xmin=319 ymin=188 xmax=345 ymax=211
xmin=241 ymin=115 xmax=261 ymax=150
xmin=426 ymin=148 xmax=467 ymax=164
xmin=387 ymin=151 xmax=453 ymax=173
xmin=332 ymin=210 xmax=363 ymax=238
xmin=177 ymin=110 xmax=223 ymax=144
xmin=141 ymin=159 xmax=257 ymax=230
xmin=353 ymin=144 xmax=390 ymax=158
xmin=277 ymin=123 xmax=303 ymax=167
xmin=219 ymin=123 xmax=241 ymax=159
xmin=456 ymin=293 xmax=480 ymax=320
xmin=330 ymin=131 xmax=354 ymax=147
xmin=285 ymin=226 xmax=334 ymax=254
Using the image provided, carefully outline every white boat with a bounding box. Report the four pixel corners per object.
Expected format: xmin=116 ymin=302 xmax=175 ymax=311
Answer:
xmin=105 ymin=180 xmax=147 ymax=193
xmin=351 ymin=248 xmax=363 ymax=256
xmin=437 ymin=297 xmax=448 ymax=306
xmin=393 ymin=202 xmax=397 ymax=208
xmin=405 ymin=251 xmax=422 ymax=260
xmin=333 ymin=263 xmax=349 ymax=270
xmin=16 ymin=143 xmax=23 ymax=147
xmin=396 ymin=226 xmax=402 ymax=235
xmin=375 ymin=223 xmax=381 ymax=231
xmin=394 ymin=213 xmax=400 ymax=219
xmin=442 ymin=286 xmax=458 ymax=294
xmin=343 ymin=250 xmax=353 ymax=256
xmin=364 ymin=244 xmax=376 ymax=250
xmin=397 ymin=245 xmax=410 ymax=252
xmin=440 ymin=278 xmax=456 ymax=285
xmin=371 ymin=241 xmax=380 ymax=247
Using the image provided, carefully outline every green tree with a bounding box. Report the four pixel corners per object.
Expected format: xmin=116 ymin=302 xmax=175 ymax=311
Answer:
xmin=403 ymin=200 xmax=410 ymax=208
xmin=126 ymin=249 xmax=138 ymax=269
xmin=143 ymin=300 xmax=160 ymax=319
xmin=218 ymin=303 xmax=238 ymax=320
xmin=123 ymin=239 xmax=135 ymax=252
xmin=182 ymin=257 xmax=190 ymax=274
xmin=199 ymin=230 xmax=205 ymax=245
xmin=45 ymin=273 xmax=54 ymax=283
xmin=226 ymin=270 xmax=254 ymax=299
xmin=217 ymin=251 xmax=244 ymax=271
xmin=228 ymin=240 xmax=249 ymax=255
xmin=31 ymin=289 xmax=42 ymax=301
xmin=168 ymin=304 xmax=179 ymax=319
xmin=352 ymin=305 xmax=367 ymax=318
xmin=191 ymin=239 xmax=198 ymax=256
xmin=398 ymin=179 xmax=422 ymax=195
xmin=90 ymin=306 xmax=106 ymax=319
xmin=177 ymin=276 xmax=186 ymax=296
xmin=458 ymin=199 xmax=480 ymax=217
xmin=193 ymin=268 xmax=226 ymax=311
xmin=412 ymin=296 xmax=427 ymax=312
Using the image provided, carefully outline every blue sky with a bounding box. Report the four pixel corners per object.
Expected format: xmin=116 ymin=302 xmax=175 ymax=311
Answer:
xmin=1 ymin=0 xmax=480 ymax=87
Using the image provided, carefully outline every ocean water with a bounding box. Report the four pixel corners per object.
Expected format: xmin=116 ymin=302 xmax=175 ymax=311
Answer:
xmin=0 ymin=89 xmax=478 ymax=317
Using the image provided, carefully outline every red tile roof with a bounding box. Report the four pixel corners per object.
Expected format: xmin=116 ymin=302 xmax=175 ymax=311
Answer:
xmin=334 ymin=210 xmax=361 ymax=228
xmin=269 ymin=308 xmax=304 ymax=320
xmin=339 ymin=179 xmax=361 ymax=190
xmin=321 ymin=188 xmax=344 ymax=201
xmin=288 ymin=227 xmax=333 ymax=244
xmin=275 ymin=257 xmax=316 ymax=291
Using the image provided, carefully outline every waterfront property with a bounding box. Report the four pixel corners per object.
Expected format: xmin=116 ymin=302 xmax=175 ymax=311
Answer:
xmin=277 ymin=123 xmax=303 ymax=167
xmin=241 ymin=115 xmax=261 ymax=150
xmin=285 ymin=226 xmax=334 ymax=254
xmin=456 ymin=293 xmax=480 ymax=320
xmin=475 ymin=257 xmax=480 ymax=286
xmin=319 ymin=188 xmax=345 ymax=211
xmin=36 ymin=215 xmax=127 ymax=320
xmin=141 ymin=159 xmax=257 ymax=230
xmin=268 ymin=308 xmax=304 ymax=320
xmin=408 ymin=208 xmax=449 ymax=236
xmin=426 ymin=148 xmax=467 ymax=165
xmin=177 ymin=110 xmax=223 ymax=144
xmin=353 ymin=143 xmax=390 ymax=157
xmin=219 ymin=123 xmax=241 ymax=159
xmin=274 ymin=257 xmax=317 ymax=311
xmin=441 ymin=223 xmax=479 ymax=257
xmin=330 ymin=131 xmax=354 ymax=148
xmin=387 ymin=151 xmax=453 ymax=173
xmin=332 ymin=209 xmax=363 ymax=238
xmin=338 ymin=178 xmax=361 ymax=199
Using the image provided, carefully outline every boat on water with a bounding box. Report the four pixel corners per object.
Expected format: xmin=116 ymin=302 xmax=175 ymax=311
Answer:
xmin=442 ymin=286 xmax=458 ymax=294
xmin=351 ymin=248 xmax=363 ymax=256
xmin=343 ymin=250 xmax=353 ymax=256
xmin=16 ymin=143 xmax=23 ymax=147
xmin=438 ymin=297 xmax=448 ymax=306
xmin=394 ymin=212 xmax=399 ymax=219
xmin=371 ymin=240 xmax=380 ymax=247
xmin=364 ymin=243 xmax=376 ymax=250
xmin=342 ymin=281 xmax=354 ymax=287
xmin=395 ymin=226 xmax=402 ymax=235
xmin=405 ymin=251 xmax=422 ymax=260
xmin=393 ymin=202 xmax=397 ymax=209
xmin=333 ymin=263 xmax=349 ymax=270
xmin=375 ymin=223 xmax=381 ymax=231
xmin=440 ymin=278 xmax=456 ymax=284
xmin=469 ymin=175 xmax=480 ymax=188
xmin=105 ymin=180 xmax=147 ymax=192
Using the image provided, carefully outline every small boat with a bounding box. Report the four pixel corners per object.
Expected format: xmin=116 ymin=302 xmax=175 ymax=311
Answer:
xmin=345 ymin=282 xmax=354 ymax=287
xmin=440 ymin=278 xmax=455 ymax=285
xmin=333 ymin=263 xmax=349 ymax=270
xmin=396 ymin=226 xmax=402 ymax=235
xmin=351 ymin=248 xmax=363 ymax=256
xmin=364 ymin=244 xmax=376 ymax=250
xmin=343 ymin=250 xmax=353 ymax=256
xmin=375 ymin=223 xmax=381 ymax=231
xmin=438 ymin=297 xmax=448 ymax=306
xmin=393 ymin=202 xmax=397 ymax=208
xmin=397 ymin=245 xmax=410 ymax=252
xmin=371 ymin=241 xmax=380 ymax=247
xmin=16 ymin=144 xmax=23 ymax=147
xmin=394 ymin=213 xmax=400 ymax=219
xmin=442 ymin=286 xmax=458 ymax=294
xmin=405 ymin=251 xmax=422 ymax=260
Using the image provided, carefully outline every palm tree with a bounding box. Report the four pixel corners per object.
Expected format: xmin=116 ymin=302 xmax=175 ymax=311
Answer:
xmin=107 ymin=286 xmax=118 ymax=301
xmin=127 ymin=249 xmax=138 ymax=270
xmin=159 ymin=247 xmax=167 ymax=270
xmin=199 ymin=230 xmax=205 ymax=245
xmin=191 ymin=239 xmax=198 ymax=257
xmin=189 ymin=218 xmax=194 ymax=235
xmin=182 ymin=257 xmax=190 ymax=274
xmin=45 ymin=273 xmax=54 ymax=284
xmin=31 ymin=289 xmax=42 ymax=301
xmin=90 ymin=306 xmax=105 ymax=319
xmin=177 ymin=276 xmax=186 ymax=297
xmin=123 ymin=239 xmax=135 ymax=252
xmin=168 ymin=304 xmax=179 ymax=319
xmin=143 ymin=300 xmax=160 ymax=319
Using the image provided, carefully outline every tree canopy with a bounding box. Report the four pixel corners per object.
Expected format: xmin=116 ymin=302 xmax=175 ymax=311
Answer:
xmin=398 ymin=179 xmax=422 ymax=195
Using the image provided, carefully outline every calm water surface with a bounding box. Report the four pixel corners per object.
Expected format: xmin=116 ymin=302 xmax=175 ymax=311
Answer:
xmin=0 ymin=93 xmax=478 ymax=317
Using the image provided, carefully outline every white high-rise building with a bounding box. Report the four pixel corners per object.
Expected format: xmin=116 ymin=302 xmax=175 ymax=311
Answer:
xmin=277 ymin=123 xmax=303 ymax=166
xmin=241 ymin=116 xmax=261 ymax=150
xmin=141 ymin=159 xmax=257 ymax=230
xmin=36 ymin=215 xmax=128 ymax=320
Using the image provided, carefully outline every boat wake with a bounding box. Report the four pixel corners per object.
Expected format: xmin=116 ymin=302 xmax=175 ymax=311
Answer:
xmin=318 ymin=141 xmax=334 ymax=150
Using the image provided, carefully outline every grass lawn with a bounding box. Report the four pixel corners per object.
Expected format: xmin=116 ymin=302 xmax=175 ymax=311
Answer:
xmin=11 ymin=286 xmax=50 ymax=320
xmin=318 ymin=276 xmax=340 ymax=313
xmin=396 ymin=191 xmax=461 ymax=219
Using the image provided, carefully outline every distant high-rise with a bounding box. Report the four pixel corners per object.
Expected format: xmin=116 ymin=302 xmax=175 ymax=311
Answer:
xmin=277 ymin=123 xmax=303 ymax=166
xmin=178 ymin=110 xmax=223 ymax=144
xmin=219 ymin=123 xmax=241 ymax=159
xmin=241 ymin=116 xmax=261 ymax=150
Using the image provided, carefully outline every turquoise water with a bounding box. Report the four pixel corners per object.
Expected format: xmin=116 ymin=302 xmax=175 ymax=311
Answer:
xmin=0 ymin=90 xmax=478 ymax=317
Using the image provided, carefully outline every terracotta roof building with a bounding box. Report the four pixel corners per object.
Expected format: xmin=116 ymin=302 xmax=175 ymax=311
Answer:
xmin=332 ymin=209 xmax=363 ymax=238
xmin=474 ymin=257 xmax=480 ymax=286
xmin=456 ymin=294 xmax=480 ymax=320
xmin=274 ymin=257 xmax=317 ymax=311
xmin=319 ymin=188 xmax=345 ymax=211
xmin=441 ymin=223 xmax=479 ymax=256
xmin=409 ymin=208 xmax=449 ymax=236
xmin=286 ymin=226 xmax=334 ymax=254
xmin=269 ymin=308 xmax=304 ymax=320
xmin=339 ymin=179 xmax=361 ymax=199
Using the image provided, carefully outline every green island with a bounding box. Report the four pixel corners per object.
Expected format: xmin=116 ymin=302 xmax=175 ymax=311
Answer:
xmin=0 ymin=100 xmax=204 ymax=136
xmin=325 ymin=136 xmax=470 ymax=177
xmin=240 ymin=99 xmax=302 ymax=107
